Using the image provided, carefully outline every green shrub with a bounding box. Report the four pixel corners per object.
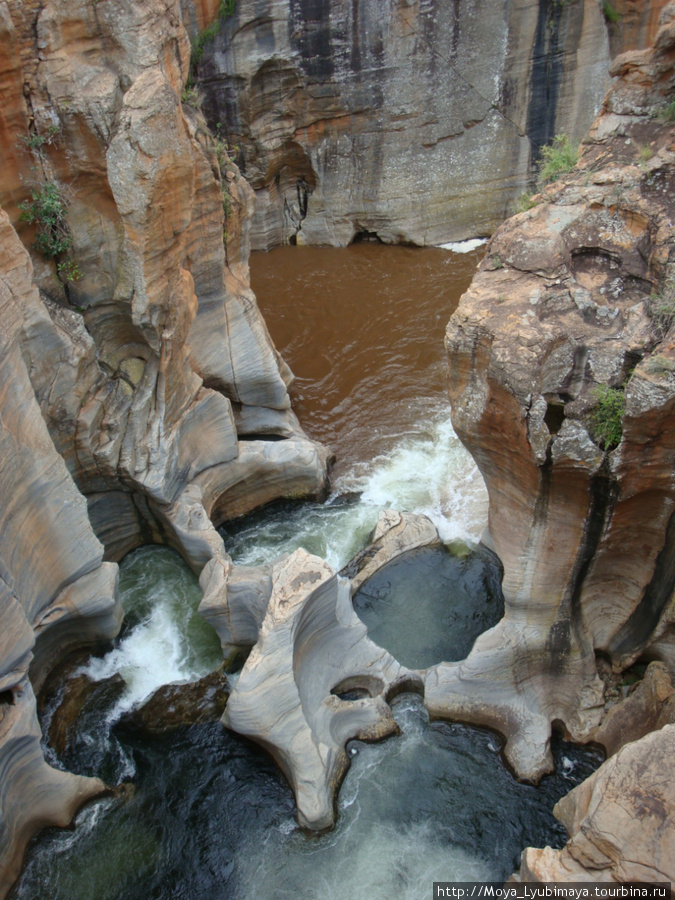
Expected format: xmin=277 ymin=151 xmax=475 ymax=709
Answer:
xmin=191 ymin=0 xmax=237 ymax=66
xmin=602 ymin=1 xmax=622 ymax=24
xmin=18 ymin=180 xmax=81 ymax=283
xmin=18 ymin=181 xmax=72 ymax=258
xmin=592 ymin=385 xmax=625 ymax=450
xmin=20 ymin=124 xmax=60 ymax=152
xmin=56 ymin=258 xmax=82 ymax=283
xmin=537 ymin=134 xmax=579 ymax=186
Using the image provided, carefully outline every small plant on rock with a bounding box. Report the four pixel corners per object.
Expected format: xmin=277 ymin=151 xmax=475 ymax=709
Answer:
xmin=644 ymin=354 xmax=674 ymax=377
xmin=19 ymin=181 xmax=72 ymax=258
xmin=191 ymin=0 xmax=237 ymax=66
xmin=637 ymin=143 xmax=653 ymax=165
xmin=18 ymin=180 xmax=81 ymax=282
xmin=181 ymin=83 xmax=202 ymax=109
xmin=602 ymin=1 xmax=622 ymax=24
xmin=592 ymin=384 xmax=625 ymax=450
xmin=20 ymin=124 xmax=60 ymax=153
xmin=517 ymin=192 xmax=538 ymax=212
xmin=537 ymin=134 xmax=579 ymax=186
xmin=657 ymin=99 xmax=675 ymax=124
xmin=649 ymin=273 xmax=675 ymax=337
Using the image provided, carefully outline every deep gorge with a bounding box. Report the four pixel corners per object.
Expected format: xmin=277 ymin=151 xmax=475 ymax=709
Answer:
xmin=1 ymin=0 xmax=675 ymax=896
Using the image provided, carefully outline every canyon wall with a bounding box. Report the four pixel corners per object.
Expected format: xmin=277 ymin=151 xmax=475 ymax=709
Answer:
xmin=427 ymin=0 xmax=675 ymax=789
xmin=191 ymin=0 xmax=661 ymax=250
xmin=0 ymin=0 xmax=328 ymax=892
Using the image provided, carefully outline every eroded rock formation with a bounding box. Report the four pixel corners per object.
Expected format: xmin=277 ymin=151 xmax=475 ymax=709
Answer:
xmin=0 ymin=208 xmax=118 ymax=893
xmin=0 ymin=0 xmax=328 ymax=892
xmin=428 ymin=0 xmax=675 ymax=785
xmin=194 ymin=0 xmax=617 ymax=249
xmin=223 ymin=548 xmax=422 ymax=831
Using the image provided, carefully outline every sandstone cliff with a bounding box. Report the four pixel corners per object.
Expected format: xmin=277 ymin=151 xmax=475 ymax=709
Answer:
xmin=426 ymin=0 xmax=675 ymax=813
xmin=191 ymin=0 xmax=667 ymax=250
xmin=0 ymin=0 xmax=329 ymax=892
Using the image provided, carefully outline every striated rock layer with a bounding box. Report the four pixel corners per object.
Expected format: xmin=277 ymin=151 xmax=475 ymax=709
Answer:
xmin=0 ymin=0 xmax=328 ymax=893
xmin=193 ymin=0 xmax=647 ymax=250
xmin=0 ymin=208 xmax=118 ymax=893
xmin=428 ymin=2 xmax=675 ymax=784
xmin=223 ymin=548 xmax=422 ymax=831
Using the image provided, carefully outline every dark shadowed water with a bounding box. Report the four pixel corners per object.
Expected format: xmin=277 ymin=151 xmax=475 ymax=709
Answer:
xmin=14 ymin=544 xmax=601 ymax=900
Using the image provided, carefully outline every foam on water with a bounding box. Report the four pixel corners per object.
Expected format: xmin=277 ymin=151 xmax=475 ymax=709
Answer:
xmin=234 ymin=696 xmax=492 ymax=900
xmin=438 ymin=238 xmax=488 ymax=253
xmin=81 ymin=546 xmax=222 ymax=720
xmin=344 ymin=408 xmax=488 ymax=545
xmin=223 ymin=407 xmax=488 ymax=570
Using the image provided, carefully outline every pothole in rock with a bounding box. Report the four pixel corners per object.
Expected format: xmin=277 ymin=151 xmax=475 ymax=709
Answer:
xmin=352 ymin=543 xmax=504 ymax=670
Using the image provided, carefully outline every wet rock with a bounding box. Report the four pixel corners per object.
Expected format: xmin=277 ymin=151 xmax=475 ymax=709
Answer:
xmin=223 ymin=548 xmax=422 ymax=831
xmin=0 ymin=0 xmax=328 ymax=891
xmin=196 ymin=0 xmax=614 ymax=249
xmin=0 ymin=208 xmax=119 ymax=897
xmin=340 ymin=509 xmax=442 ymax=595
xmin=41 ymin=667 xmax=125 ymax=759
xmin=120 ymin=668 xmax=230 ymax=734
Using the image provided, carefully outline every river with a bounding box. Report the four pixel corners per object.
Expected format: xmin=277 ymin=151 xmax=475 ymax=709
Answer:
xmin=12 ymin=243 xmax=603 ymax=900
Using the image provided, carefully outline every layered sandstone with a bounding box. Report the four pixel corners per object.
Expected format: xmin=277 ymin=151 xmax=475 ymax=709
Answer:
xmin=514 ymin=725 xmax=675 ymax=884
xmin=428 ymin=2 xmax=675 ymax=782
xmin=195 ymin=0 xmax=614 ymax=250
xmin=0 ymin=208 xmax=118 ymax=893
xmin=0 ymin=0 xmax=328 ymax=893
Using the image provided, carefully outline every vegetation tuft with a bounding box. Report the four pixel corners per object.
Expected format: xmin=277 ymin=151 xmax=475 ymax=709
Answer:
xmin=18 ymin=181 xmax=81 ymax=282
xmin=181 ymin=83 xmax=202 ymax=109
xmin=649 ymin=273 xmax=675 ymax=337
xmin=20 ymin=124 xmax=60 ymax=153
xmin=592 ymin=385 xmax=625 ymax=450
xmin=644 ymin=354 xmax=674 ymax=377
xmin=537 ymin=134 xmax=579 ymax=186
xmin=19 ymin=181 xmax=72 ymax=258
xmin=517 ymin=192 xmax=538 ymax=212
xmin=657 ymin=99 xmax=675 ymax=124
xmin=191 ymin=0 xmax=237 ymax=67
xmin=602 ymin=1 xmax=622 ymax=24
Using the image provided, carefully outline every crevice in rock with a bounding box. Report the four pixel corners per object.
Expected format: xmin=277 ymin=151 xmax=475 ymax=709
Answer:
xmin=544 ymin=399 xmax=565 ymax=435
xmin=350 ymin=229 xmax=382 ymax=244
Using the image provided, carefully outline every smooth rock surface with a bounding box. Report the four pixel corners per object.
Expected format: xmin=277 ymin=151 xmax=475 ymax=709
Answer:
xmin=0 ymin=0 xmax=328 ymax=892
xmin=340 ymin=509 xmax=442 ymax=595
xmin=0 ymin=208 xmax=118 ymax=897
xmin=223 ymin=548 xmax=422 ymax=830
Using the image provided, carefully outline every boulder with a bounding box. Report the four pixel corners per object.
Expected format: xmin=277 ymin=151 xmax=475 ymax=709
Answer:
xmin=514 ymin=725 xmax=675 ymax=883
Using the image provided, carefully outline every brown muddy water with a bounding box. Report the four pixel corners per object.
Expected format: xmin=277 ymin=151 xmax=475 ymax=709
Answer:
xmin=251 ymin=242 xmax=482 ymax=480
